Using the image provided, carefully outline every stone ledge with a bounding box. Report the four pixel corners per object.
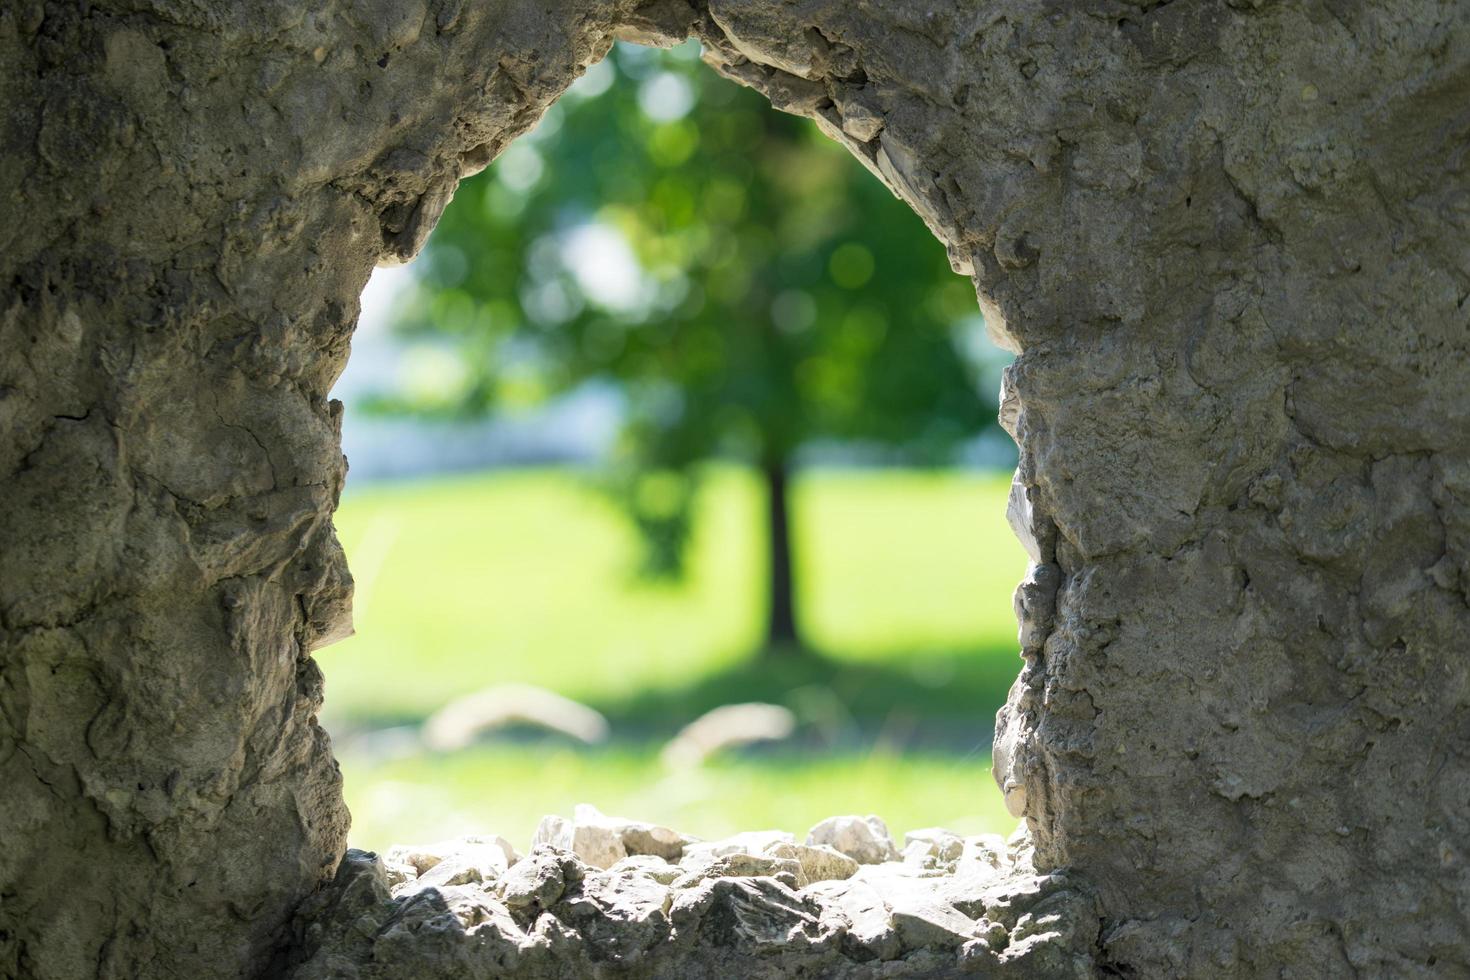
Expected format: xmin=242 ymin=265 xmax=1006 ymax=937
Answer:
xmin=281 ymin=809 xmax=1100 ymax=978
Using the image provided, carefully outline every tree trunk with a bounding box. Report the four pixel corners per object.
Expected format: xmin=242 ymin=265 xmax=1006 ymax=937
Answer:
xmin=762 ymin=458 xmax=801 ymax=653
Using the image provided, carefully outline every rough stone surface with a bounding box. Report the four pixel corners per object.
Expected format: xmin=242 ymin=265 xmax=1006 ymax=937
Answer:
xmin=902 ymin=827 xmax=966 ymax=869
xmin=284 ymin=828 xmax=1096 ymax=978
xmin=669 ymin=850 xmax=804 ymax=891
xmin=534 ymin=804 xmax=689 ymax=869
xmin=389 ymin=835 xmax=520 ymax=894
xmin=3 ymin=0 xmax=1468 ymax=976
xmin=807 ymin=814 xmax=903 ymax=865
xmin=680 ymin=828 xmax=794 ymax=864
xmin=387 ymin=834 xmax=520 ymax=878
xmin=767 ymin=840 xmax=860 ymax=885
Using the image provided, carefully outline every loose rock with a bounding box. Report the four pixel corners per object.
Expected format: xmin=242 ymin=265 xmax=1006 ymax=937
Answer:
xmin=534 ymin=804 xmax=689 ymax=869
xmin=902 ymin=827 xmax=964 ymax=871
xmin=806 ymin=815 xmax=901 ymax=865
xmin=386 ymin=835 xmax=519 ymax=895
xmin=287 ymin=817 xmax=1103 ymax=978
xmin=608 ymin=853 xmax=683 ymax=885
xmin=499 ymin=846 xmax=578 ymax=910
xmin=766 ymin=841 xmax=859 ymax=885
xmin=680 ymin=829 xmax=794 ymax=869
xmin=670 ymin=852 xmax=803 ymax=891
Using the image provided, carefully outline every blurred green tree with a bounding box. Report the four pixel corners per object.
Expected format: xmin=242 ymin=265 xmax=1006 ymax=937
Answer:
xmin=381 ymin=41 xmax=995 ymax=656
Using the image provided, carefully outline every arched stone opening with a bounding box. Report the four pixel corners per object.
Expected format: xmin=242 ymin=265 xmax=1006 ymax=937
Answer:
xmin=321 ymin=30 xmax=1021 ymax=854
xmin=2 ymin=1 xmax=1467 ymax=977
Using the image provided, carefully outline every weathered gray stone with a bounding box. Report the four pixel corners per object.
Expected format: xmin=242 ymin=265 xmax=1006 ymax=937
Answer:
xmin=668 ymin=874 xmax=833 ymax=952
xmin=680 ymin=829 xmax=795 ymax=868
xmin=805 ymin=877 xmax=902 ymax=962
xmin=670 ymin=851 xmax=803 ymax=891
xmin=283 ymin=828 xmax=1101 ymax=977
xmin=608 ymin=853 xmax=683 ymax=885
xmin=499 ymin=847 xmax=579 ymax=912
xmin=807 ymin=815 xmax=902 ymax=865
xmin=387 ymin=834 xmax=519 ymax=879
xmin=991 ymin=682 xmax=1030 ymax=820
xmin=535 ymin=804 xmax=688 ymax=869
xmin=959 ymin=834 xmax=1008 ymax=873
xmin=4 ymin=0 xmax=1468 ymax=975
xmin=902 ymin=827 xmax=965 ymax=871
xmin=549 ymin=868 xmax=673 ymax=965
xmin=767 ymin=840 xmax=860 ymax=885
xmin=409 ymin=845 xmax=513 ymax=893
xmin=534 ymin=814 xmax=627 ymax=870
xmin=849 ymin=864 xmax=977 ymax=951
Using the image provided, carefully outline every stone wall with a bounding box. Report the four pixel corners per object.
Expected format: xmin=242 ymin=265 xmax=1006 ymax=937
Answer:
xmin=284 ymin=810 xmax=1103 ymax=977
xmin=1 ymin=0 xmax=1466 ymax=976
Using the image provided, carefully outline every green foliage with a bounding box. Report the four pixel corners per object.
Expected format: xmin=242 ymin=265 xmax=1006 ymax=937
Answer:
xmin=384 ymin=41 xmax=996 ymax=577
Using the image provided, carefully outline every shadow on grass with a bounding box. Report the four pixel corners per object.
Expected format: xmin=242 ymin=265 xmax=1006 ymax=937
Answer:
xmin=326 ymin=644 xmax=1022 ymax=756
xmin=583 ymin=644 xmax=1021 ymax=749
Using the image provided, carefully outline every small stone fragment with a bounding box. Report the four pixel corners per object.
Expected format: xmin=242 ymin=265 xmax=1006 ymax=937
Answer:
xmin=974 ymin=916 xmax=1009 ymax=949
xmin=806 ymin=815 xmax=900 ymax=865
xmin=836 ymin=98 xmax=884 ymax=142
xmin=669 ymin=875 xmax=831 ymax=950
xmin=608 ymin=853 xmax=683 ymax=885
xmin=411 ymin=839 xmax=515 ymax=892
xmin=670 ymin=852 xmax=803 ymax=891
xmin=805 ymin=877 xmax=901 ymax=961
xmin=554 ymin=870 xmax=673 ymax=957
xmin=902 ymin=827 xmax=965 ymax=871
xmin=891 ymin=899 xmax=975 ymax=950
xmin=382 ymin=857 xmax=418 ymax=891
xmin=385 ymin=835 xmax=519 ymax=877
xmin=535 ymin=813 xmax=626 ymax=869
xmin=851 ymin=864 xmax=977 ymax=951
xmin=950 ymin=834 xmax=1009 ymax=890
xmin=499 ymin=847 xmax=572 ymax=910
xmin=534 ymin=805 xmax=688 ymax=869
xmin=617 ymin=823 xmax=687 ymax=862
xmin=765 ymin=841 xmax=859 ymax=885
xmin=679 ymin=829 xmax=794 ymax=869
xmin=959 ymin=936 xmax=1003 ymax=969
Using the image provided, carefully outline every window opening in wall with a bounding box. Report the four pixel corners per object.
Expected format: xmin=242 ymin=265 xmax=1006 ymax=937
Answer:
xmin=318 ymin=39 xmax=1021 ymax=856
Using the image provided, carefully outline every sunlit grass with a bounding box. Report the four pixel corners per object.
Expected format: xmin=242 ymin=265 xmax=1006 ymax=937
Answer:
xmin=318 ymin=465 xmax=1027 ymax=848
xmin=339 ymin=742 xmax=1014 ymax=854
xmin=318 ymin=466 xmax=1025 ymax=726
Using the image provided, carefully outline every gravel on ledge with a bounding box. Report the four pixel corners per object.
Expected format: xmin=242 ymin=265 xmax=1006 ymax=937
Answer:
xmin=281 ymin=807 xmax=1102 ymax=978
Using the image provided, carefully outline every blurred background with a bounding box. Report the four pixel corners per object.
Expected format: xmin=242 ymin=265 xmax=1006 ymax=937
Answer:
xmin=319 ymin=40 xmax=1023 ymax=851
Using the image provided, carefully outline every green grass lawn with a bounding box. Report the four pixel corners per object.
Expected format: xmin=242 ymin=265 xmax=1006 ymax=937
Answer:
xmin=340 ymin=743 xmax=1016 ymax=855
xmin=320 ymin=466 xmax=1025 ymax=724
xmin=318 ymin=466 xmax=1028 ymax=850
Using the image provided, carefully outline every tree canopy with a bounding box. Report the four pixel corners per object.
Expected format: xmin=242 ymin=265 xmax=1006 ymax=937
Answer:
xmin=380 ymin=40 xmax=1000 ymax=646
